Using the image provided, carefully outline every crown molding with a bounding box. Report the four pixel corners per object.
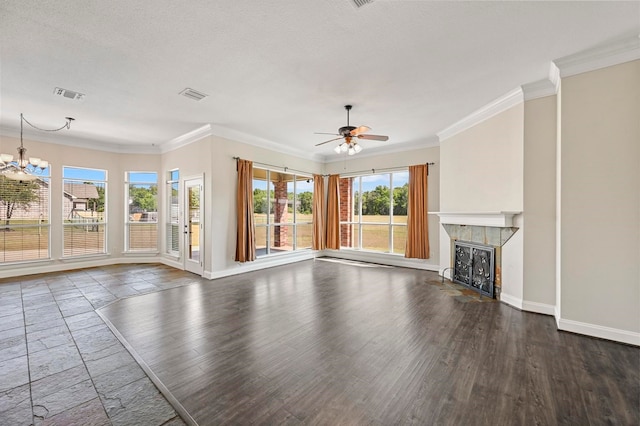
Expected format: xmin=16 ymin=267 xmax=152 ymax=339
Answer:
xmin=521 ymin=79 xmax=556 ymax=101
xmin=521 ymin=63 xmax=560 ymax=101
xmin=437 ymin=87 xmax=524 ymax=142
xmin=205 ymin=123 xmax=325 ymax=162
xmin=548 ymin=62 xmax=560 ymax=93
xmin=158 ymin=124 xmax=212 ymax=154
xmin=0 ymin=126 xmax=161 ymax=154
xmin=554 ymin=34 xmax=640 ymax=78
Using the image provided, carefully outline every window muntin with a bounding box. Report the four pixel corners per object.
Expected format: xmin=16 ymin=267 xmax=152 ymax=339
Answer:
xmin=252 ymin=168 xmax=313 ymax=256
xmin=63 ymin=166 xmax=107 ymax=257
xmin=340 ymin=170 xmax=408 ymax=254
xmin=166 ymin=169 xmax=179 ymax=257
xmin=0 ymin=166 xmax=51 ymax=263
xmin=125 ymin=171 xmax=158 ymax=252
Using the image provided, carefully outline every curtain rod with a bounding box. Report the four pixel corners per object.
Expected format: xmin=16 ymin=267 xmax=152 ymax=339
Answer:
xmin=233 ymin=156 xmax=317 ymax=177
xmin=336 ymin=162 xmax=436 ymax=177
xmin=234 ymin=156 xmax=435 ymax=177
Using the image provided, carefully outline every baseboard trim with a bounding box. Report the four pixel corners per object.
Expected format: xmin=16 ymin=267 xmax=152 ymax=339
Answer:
xmin=322 ymin=249 xmax=439 ymax=272
xmin=0 ymin=256 xmax=162 ymax=279
xmin=557 ymin=317 xmax=640 ymax=346
xmin=521 ymin=300 xmax=556 ymax=316
xmin=498 ymin=292 xmax=523 ymax=310
xmin=205 ymin=251 xmax=316 ymax=280
xmin=160 ymin=257 xmax=183 ymax=270
xmin=499 ymin=295 xmax=637 ymax=346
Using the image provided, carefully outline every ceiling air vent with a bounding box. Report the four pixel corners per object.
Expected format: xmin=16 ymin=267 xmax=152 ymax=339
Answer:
xmin=54 ymin=87 xmax=85 ymax=101
xmin=179 ymin=88 xmax=208 ymax=101
xmin=350 ymin=0 xmax=374 ymax=8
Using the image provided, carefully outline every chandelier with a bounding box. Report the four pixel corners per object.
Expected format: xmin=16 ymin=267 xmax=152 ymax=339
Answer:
xmin=0 ymin=113 xmax=74 ymax=181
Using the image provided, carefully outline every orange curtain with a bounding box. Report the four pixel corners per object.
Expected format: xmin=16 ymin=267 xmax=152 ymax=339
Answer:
xmin=325 ymin=174 xmax=341 ymax=250
xmin=405 ymin=164 xmax=429 ymax=259
xmin=312 ymin=174 xmax=326 ymax=250
xmin=235 ymin=159 xmax=256 ymax=262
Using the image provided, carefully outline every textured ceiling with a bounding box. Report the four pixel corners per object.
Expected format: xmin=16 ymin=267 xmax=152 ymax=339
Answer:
xmin=1 ymin=1 xmax=638 ymax=160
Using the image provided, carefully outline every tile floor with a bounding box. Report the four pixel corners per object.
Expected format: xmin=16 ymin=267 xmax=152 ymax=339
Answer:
xmin=0 ymin=263 xmax=201 ymax=425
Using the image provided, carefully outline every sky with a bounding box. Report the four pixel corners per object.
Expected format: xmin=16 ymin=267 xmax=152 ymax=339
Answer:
xmin=253 ymin=171 xmax=408 ymax=193
xmin=62 ymin=166 xmax=107 ymax=181
xmin=358 ymin=171 xmax=408 ymax=192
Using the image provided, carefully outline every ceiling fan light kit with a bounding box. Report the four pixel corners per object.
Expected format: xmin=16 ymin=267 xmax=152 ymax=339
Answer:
xmin=315 ymin=105 xmax=388 ymax=156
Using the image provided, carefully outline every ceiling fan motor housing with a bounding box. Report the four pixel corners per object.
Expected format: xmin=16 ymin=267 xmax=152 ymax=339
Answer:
xmin=339 ymin=126 xmax=356 ymax=136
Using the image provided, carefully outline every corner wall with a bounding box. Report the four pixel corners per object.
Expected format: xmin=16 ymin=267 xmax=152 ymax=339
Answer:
xmin=522 ymin=95 xmax=557 ymax=313
xmin=558 ymin=60 xmax=640 ymax=343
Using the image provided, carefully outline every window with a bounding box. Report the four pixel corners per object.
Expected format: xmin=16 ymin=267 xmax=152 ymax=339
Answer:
xmin=339 ymin=170 xmax=408 ymax=254
xmin=252 ymin=168 xmax=313 ymax=256
xmin=125 ymin=171 xmax=158 ymax=252
xmin=63 ymin=166 xmax=107 ymax=257
xmin=166 ymin=169 xmax=179 ymax=257
xmin=0 ymin=167 xmax=50 ymax=263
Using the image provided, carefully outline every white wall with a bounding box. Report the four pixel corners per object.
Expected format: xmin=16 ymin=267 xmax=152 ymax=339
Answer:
xmin=558 ymin=60 xmax=639 ymax=342
xmin=522 ymin=95 xmax=557 ymax=313
xmin=323 ymin=146 xmax=440 ymax=271
xmin=440 ymin=104 xmax=524 ymax=213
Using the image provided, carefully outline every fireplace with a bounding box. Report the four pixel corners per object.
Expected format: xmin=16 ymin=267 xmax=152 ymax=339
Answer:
xmin=453 ymin=241 xmax=495 ymax=298
xmin=438 ymin=211 xmax=521 ymax=300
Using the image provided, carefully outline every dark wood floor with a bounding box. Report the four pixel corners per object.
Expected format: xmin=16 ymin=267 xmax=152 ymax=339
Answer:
xmin=98 ymin=259 xmax=640 ymax=425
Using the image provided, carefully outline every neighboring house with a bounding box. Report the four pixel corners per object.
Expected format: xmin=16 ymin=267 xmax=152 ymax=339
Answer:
xmin=63 ymin=183 xmax=100 ymax=220
xmin=0 ymin=171 xmax=101 ymax=222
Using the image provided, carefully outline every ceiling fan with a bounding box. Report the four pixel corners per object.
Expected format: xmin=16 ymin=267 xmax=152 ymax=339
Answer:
xmin=315 ymin=105 xmax=389 ymax=155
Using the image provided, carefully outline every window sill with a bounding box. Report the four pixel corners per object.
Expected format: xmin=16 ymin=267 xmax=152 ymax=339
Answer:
xmin=61 ymin=253 xmax=111 ymax=262
xmin=337 ymin=248 xmax=405 ymax=257
xmin=0 ymin=258 xmax=52 ymax=268
xmin=122 ymin=251 xmax=160 ymax=257
xmin=256 ymin=248 xmax=312 ymax=260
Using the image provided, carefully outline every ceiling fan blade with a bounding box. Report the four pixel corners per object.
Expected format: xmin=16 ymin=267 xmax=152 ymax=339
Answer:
xmin=314 ymin=132 xmax=340 ymax=136
xmin=315 ymin=136 xmax=345 ymax=146
xmin=357 ymin=134 xmax=389 ymax=141
xmin=350 ymin=126 xmax=371 ymax=136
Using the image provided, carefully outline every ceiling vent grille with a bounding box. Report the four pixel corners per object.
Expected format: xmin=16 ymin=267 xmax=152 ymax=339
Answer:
xmin=350 ymin=0 xmax=374 ymax=8
xmin=179 ymin=88 xmax=208 ymax=101
xmin=54 ymin=87 xmax=85 ymax=101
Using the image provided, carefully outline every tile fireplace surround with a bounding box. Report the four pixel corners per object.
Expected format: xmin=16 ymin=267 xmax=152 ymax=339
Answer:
xmin=438 ymin=212 xmax=521 ymax=299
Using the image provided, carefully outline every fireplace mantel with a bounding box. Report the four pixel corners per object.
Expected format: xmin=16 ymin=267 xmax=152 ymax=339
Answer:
xmin=437 ymin=211 xmax=521 ymax=227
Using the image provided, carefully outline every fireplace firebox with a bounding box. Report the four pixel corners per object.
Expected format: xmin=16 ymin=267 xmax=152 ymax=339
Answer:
xmin=453 ymin=241 xmax=495 ymax=298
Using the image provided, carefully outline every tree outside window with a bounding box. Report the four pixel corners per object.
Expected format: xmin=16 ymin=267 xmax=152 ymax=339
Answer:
xmin=340 ymin=170 xmax=408 ymax=254
xmin=252 ymin=168 xmax=313 ymax=256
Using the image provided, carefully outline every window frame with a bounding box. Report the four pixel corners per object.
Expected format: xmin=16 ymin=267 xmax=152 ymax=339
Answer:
xmin=62 ymin=165 xmax=108 ymax=258
xmin=252 ymin=167 xmax=314 ymax=257
xmin=339 ymin=169 xmax=408 ymax=255
xmin=124 ymin=171 xmax=158 ymax=253
xmin=0 ymin=166 xmax=51 ymax=264
xmin=166 ymin=169 xmax=180 ymax=258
